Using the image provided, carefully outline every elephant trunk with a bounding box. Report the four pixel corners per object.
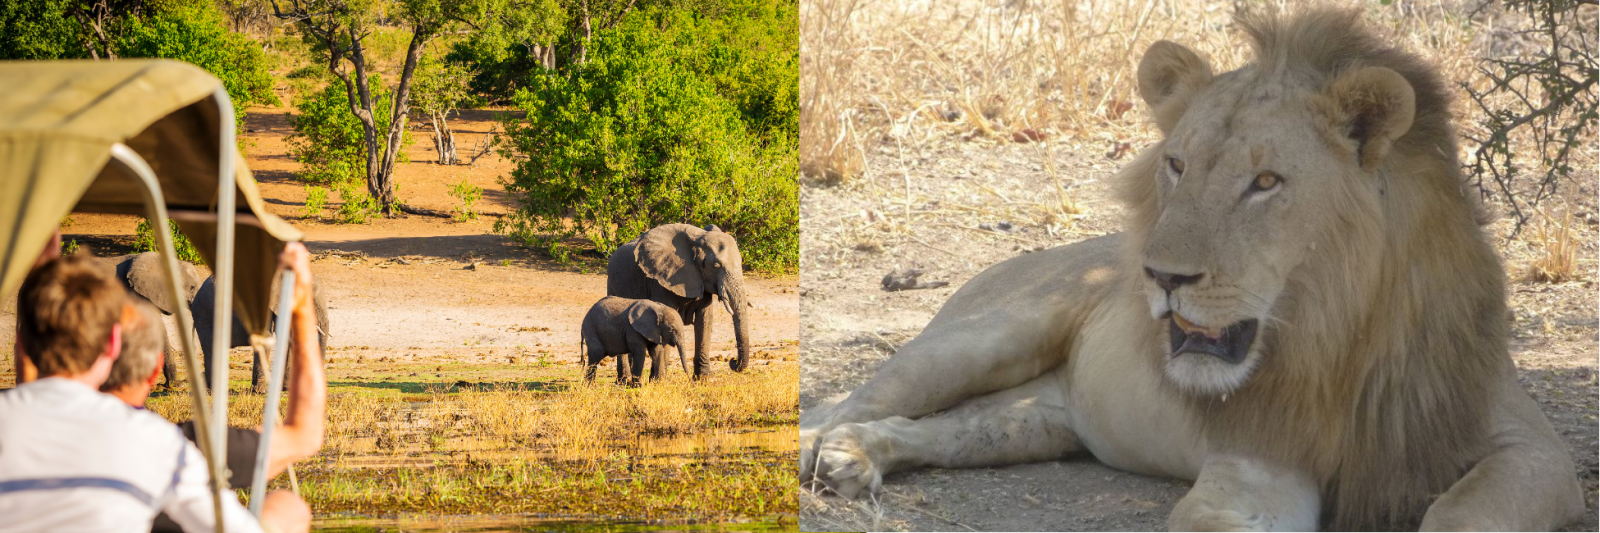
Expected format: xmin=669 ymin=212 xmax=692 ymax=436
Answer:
xmin=721 ymin=278 xmax=752 ymax=372
xmin=675 ymin=339 xmax=689 ymax=376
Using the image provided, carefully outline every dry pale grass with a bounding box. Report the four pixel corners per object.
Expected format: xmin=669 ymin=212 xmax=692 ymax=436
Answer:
xmin=798 ymin=0 xmax=1585 ymax=210
xmin=799 ymin=0 xmax=1507 ymax=154
xmin=1527 ymin=201 xmax=1580 ymax=283
xmin=147 ymin=391 xmax=283 ymax=430
xmin=147 ymin=365 xmax=796 ymax=470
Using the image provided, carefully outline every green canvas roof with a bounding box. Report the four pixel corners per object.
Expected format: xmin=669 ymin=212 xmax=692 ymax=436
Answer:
xmin=0 ymin=58 xmax=302 ymax=336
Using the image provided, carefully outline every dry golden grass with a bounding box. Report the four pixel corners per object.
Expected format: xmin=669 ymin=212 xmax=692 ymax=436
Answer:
xmin=151 ymin=364 xmax=799 ymax=462
xmin=800 ymin=0 xmax=1594 ymax=289
xmin=1528 ymin=201 xmax=1579 ymax=283
xmin=147 ymin=390 xmax=281 ymax=430
xmin=800 ymin=0 xmax=1505 ymax=148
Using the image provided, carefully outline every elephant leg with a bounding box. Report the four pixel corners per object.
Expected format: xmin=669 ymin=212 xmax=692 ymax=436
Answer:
xmin=693 ymin=306 xmax=714 ymax=378
xmin=159 ymin=317 xmax=179 ymax=388
xmin=623 ymin=333 xmax=650 ymax=388
xmin=648 ymin=344 xmax=663 ymax=382
xmin=199 ymin=341 xmax=215 ymax=390
xmin=584 ymin=353 xmax=604 ymax=383
xmin=250 ymin=334 xmax=277 ymax=394
xmin=252 ymin=347 xmax=266 ymax=394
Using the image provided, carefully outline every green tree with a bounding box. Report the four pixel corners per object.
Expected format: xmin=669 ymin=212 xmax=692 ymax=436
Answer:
xmin=116 ymin=1 xmax=278 ymax=110
xmin=287 ymin=76 xmax=410 ymax=186
xmin=411 ymin=57 xmax=477 ymax=164
xmin=495 ymin=8 xmax=797 ymax=271
xmin=271 ymin=0 xmax=505 ymax=215
xmin=0 ymin=0 xmax=84 ymax=60
xmin=0 ymin=0 xmax=278 ymax=117
xmin=444 ymin=0 xmax=565 ymax=101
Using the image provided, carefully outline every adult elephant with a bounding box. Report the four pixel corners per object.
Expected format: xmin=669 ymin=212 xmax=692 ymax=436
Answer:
xmin=192 ymin=274 xmax=329 ymax=393
xmin=100 ymin=252 xmax=203 ymax=387
xmin=607 ymin=224 xmax=750 ymax=378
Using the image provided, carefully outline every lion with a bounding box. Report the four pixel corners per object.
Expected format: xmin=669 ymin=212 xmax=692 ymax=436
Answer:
xmin=798 ymin=7 xmax=1585 ymax=531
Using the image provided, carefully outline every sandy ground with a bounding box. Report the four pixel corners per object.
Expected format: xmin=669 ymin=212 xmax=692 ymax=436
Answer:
xmin=796 ymin=133 xmax=1599 ymax=531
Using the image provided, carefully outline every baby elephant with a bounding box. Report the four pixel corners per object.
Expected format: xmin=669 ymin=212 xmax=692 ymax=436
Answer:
xmin=581 ymin=296 xmax=689 ymax=386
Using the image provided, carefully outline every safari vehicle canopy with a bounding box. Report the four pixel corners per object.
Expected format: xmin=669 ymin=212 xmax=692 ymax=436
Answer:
xmin=0 ymin=59 xmax=304 ymax=529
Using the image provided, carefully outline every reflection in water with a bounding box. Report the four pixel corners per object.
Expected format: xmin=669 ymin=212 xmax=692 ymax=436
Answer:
xmin=314 ymin=514 xmax=798 ymax=532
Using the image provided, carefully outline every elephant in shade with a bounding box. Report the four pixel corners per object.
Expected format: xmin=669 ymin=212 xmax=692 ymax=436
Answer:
xmin=580 ymin=296 xmax=689 ymax=386
xmin=192 ymin=274 xmax=329 ymax=393
xmin=100 ymin=252 xmax=203 ymax=387
xmin=606 ymin=224 xmax=752 ymax=378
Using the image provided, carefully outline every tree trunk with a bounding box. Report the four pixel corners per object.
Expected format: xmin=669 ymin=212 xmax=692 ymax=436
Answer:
xmin=431 ymin=113 xmax=458 ymax=165
xmin=577 ymin=0 xmax=592 ymax=64
xmin=372 ymin=30 xmax=430 ymax=214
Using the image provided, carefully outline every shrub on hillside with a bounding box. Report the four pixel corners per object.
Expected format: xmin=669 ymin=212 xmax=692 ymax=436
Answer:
xmin=495 ymin=8 xmax=798 ymax=272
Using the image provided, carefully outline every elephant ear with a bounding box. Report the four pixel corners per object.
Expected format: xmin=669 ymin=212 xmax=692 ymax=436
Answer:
xmin=628 ymin=303 xmax=666 ymax=345
xmin=635 ymin=224 xmax=705 ymax=299
xmin=129 ymin=252 xmax=180 ymax=315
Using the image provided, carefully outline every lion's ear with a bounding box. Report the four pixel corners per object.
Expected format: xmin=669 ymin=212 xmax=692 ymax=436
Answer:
xmin=1321 ymin=66 xmax=1415 ymax=170
xmin=1137 ymin=41 xmax=1213 ymax=133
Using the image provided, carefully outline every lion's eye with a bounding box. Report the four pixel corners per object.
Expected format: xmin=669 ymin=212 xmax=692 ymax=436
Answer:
xmin=1167 ymin=157 xmax=1185 ymax=176
xmin=1250 ymin=171 xmax=1282 ymax=191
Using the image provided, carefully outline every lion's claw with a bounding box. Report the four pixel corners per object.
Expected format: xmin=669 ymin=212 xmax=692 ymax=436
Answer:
xmin=813 ymin=423 xmax=886 ymax=499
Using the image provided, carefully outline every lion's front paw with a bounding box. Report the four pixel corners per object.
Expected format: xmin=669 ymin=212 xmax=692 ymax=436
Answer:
xmin=799 ymin=425 xmax=824 ymax=484
xmin=814 ymin=423 xmax=888 ymax=500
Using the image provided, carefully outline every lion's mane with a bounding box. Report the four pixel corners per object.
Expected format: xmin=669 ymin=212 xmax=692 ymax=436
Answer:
xmin=1117 ymin=7 xmax=1506 ymax=529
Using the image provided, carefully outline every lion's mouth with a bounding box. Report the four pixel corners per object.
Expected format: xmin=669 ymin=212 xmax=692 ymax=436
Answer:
xmin=1168 ymin=313 xmax=1258 ymax=364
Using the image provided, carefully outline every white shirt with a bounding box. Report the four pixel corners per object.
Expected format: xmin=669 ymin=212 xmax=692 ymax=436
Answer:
xmin=0 ymin=378 xmax=262 ymax=533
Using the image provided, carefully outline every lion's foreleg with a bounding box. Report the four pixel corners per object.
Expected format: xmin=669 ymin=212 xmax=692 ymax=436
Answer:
xmin=1419 ymin=382 xmax=1583 ymax=531
xmin=1169 ymin=455 xmax=1321 ymax=532
xmin=812 ymin=370 xmax=1078 ymax=499
xmin=801 ymin=321 xmax=1066 ymax=482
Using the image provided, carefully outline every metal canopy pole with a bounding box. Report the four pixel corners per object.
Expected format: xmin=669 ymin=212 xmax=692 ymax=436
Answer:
xmin=208 ymin=88 xmax=237 ymax=533
xmin=107 ymin=143 xmax=227 ymax=532
xmin=248 ymin=270 xmax=295 ymax=517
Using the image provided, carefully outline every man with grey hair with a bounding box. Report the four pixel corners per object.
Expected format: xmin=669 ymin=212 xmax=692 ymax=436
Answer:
xmin=100 ymin=301 xmax=166 ymax=402
xmin=102 ymin=244 xmax=328 ymax=531
xmin=101 ymin=244 xmax=327 ymax=533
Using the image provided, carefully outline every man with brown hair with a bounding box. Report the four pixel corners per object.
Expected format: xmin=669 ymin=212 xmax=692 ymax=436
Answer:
xmin=0 ymin=252 xmax=309 ymax=533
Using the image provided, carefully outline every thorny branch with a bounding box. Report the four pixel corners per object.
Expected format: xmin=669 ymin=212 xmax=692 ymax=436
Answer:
xmin=1462 ymin=0 xmax=1598 ymax=234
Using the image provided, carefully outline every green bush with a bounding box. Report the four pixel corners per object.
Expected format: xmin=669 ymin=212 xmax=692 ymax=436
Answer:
xmin=495 ymin=8 xmax=798 ymax=272
xmin=448 ymin=179 xmax=483 ymax=222
xmin=334 ymin=183 xmax=378 ymax=224
xmin=287 ymin=77 xmax=412 ymax=187
xmin=445 ymin=37 xmax=548 ymax=102
xmin=663 ymin=0 xmax=798 ymax=144
xmin=133 ymin=218 xmax=204 ymax=264
xmin=0 ymin=0 xmax=81 ymax=60
xmin=0 ymin=0 xmax=277 ymax=119
xmin=286 ymin=65 xmax=325 ymax=79
xmin=115 ymin=0 xmax=279 ymax=111
xmin=303 ymin=185 xmax=329 ymax=219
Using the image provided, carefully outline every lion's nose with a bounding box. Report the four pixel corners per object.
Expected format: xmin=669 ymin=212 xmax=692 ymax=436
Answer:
xmin=1144 ymin=267 xmax=1204 ymax=293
